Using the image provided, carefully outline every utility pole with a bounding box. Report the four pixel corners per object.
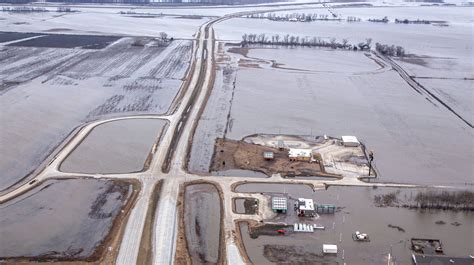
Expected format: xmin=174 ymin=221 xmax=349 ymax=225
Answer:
xmin=368 ymin=150 xmax=374 ymax=176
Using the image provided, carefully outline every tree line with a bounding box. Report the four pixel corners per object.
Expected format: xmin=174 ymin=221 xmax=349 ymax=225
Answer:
xmin=1 ymin=6 xmax=78 ymax=12
xmin=375 ymin=190 xmax=474 ymax=211
xmin=375 ymin=43 xmax=406 ymax=57
xmin=241 ymin=33 xmax=372 ymax=51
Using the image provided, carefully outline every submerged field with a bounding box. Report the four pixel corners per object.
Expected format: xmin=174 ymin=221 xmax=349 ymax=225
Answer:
xmin=60 ymin=119 xmax=167 ymax=174
xmin=0 ymin=34 xmax=192 ymax=192
xmin=189 ymin=42 xmax=473 ymax=186
xmin=0 ymin=178 xmax=135 ymax=261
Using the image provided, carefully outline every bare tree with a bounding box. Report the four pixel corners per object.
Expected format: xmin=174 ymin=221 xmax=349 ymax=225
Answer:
xmin=159 ymin=32 xmax=168 ymax=41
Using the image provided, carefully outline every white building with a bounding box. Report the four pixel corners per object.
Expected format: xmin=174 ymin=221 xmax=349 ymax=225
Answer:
xmin=288 ymin=148 xmax=313 ymax=161
xmin=341 ymin=136 xmax=360 ymax=147
xmin=323 ymin=244 xmax=338 ymax=254
xmin=295 ymin=198 xmax=315 ymax=217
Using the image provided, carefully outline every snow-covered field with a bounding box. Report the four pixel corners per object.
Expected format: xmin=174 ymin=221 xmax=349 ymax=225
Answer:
xmin=0 ymin=10 xmax=208 ymax=38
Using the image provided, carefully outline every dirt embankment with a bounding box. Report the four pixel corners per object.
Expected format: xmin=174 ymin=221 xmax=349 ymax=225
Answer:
xmin=211 ymin=139 xmax=322 ymax=177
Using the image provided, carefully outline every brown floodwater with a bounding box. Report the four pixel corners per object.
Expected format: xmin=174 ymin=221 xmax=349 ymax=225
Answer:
xmin=184 ymin=184 xmax=222 ymax=264
xmin=0 ymin=178 xmax=133 ymax=260
xmin=60 ymin=118 xmax=166 ymax=174
xmin=238 ymin=185 xmax=474 ymax=264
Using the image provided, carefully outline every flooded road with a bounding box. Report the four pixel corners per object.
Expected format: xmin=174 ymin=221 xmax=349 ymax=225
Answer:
xmin=60 ymin=119 xmax=166 ymax=174
xmin=184 ymin=184 xmax=222 ymax=264
xmin=0 ymin=178 xmax=133 ymax=260
xmin=238 ymin=186 xmax=474 ymax=264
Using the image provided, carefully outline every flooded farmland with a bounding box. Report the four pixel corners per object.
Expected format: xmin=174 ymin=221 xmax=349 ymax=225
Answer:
xmin=60 ymin=119 xmax=166 ymax=174
xmin=190 ymin=43 xmax=473 ymax=186
xmin=0 ymin=178 xmax=135 ymax=260
xmin=206 ymin=5 xmax=474 ymax=186
xmin=184 ymin=184 xmax=222 ymax=264
xmin=0 ymin=37 xmax=192 ymax=191
xmin=238 ymin=186 xmax=474 ymax=265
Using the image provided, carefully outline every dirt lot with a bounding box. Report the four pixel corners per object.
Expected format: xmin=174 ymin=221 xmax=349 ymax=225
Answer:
xmin=211 ymin=138 xmax=322 ymax=177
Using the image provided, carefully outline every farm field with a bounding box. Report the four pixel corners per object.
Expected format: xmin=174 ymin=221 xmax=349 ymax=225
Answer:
xmin=190 ymin=45 xmax=473 ymax=186
xmin=60 ymin=119 xmax=167 ymax=174
xmin=0 ymin=34 xmax=192 ymax=192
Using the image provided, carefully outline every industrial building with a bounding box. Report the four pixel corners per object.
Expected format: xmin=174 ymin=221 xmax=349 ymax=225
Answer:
xmin=295 ymin=198 xmax=315 ymax=217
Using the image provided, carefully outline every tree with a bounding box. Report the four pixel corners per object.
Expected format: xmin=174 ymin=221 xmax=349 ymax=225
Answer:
xmin=365 ymin=38 xmax=372 ymax=48
xmin=275 ymin=34 xmax=280 ymax=44
xmin=395 ymin=46 xmax=405 ymax=57
xmin=342 ymin=38 xmax=349 ymax=48
xmin=159 ymin=32 xmax=168 ymax=41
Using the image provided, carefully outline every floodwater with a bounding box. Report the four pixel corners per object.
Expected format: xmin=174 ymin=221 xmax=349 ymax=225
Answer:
xmin=0 ymin=178 xmax=132 ymax=259
xmin=223 ymin=47 xmax=473 ymax=186
xmin=235 ymin=183 xmax=314 ymax=196
xmin=184 ymin=184 xmax=222 ymax=264
xmin=238 ymin=186 xmax=474 ymax=264
xmin=0 ymin=39 xmax=191 ymax=192
xmin=211 ymin=169 xmax=268 ymax=178
xmin=60 ymin=119 xmax=166 ymax=174
xmin=209 ymin=6 xmax=474 ymax=186
xmin=235 ymin=198 xmax=246 ymax=214
xmin=188 ymin=57 xmax=238 ymax=174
